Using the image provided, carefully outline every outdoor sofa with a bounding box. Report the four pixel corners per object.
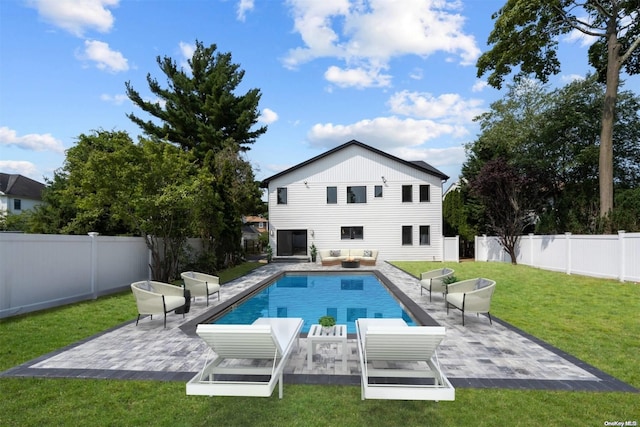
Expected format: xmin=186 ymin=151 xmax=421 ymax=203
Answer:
xmin=318 ymin=249 xmax=378 ymax=266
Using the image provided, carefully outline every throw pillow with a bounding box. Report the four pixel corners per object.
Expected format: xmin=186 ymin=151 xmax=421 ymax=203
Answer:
xmin=330 ymin=250 xmax=341 ymax=257
xmin=363 ymin=250 xmax=372 ymax=257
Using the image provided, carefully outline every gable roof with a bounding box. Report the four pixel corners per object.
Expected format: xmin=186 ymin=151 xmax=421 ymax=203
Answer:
xmin=261 ymin=140 xmax=449 ymax=187
xmin=0 ymin=173 xmax=46 ymax=200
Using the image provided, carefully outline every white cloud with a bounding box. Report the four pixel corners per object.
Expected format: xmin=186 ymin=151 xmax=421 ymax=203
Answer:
xmin=324 ymin=65 xmax=391 ymax=88
xmin=79 ymin=40 xmax=129 ymax=72
xmin=237 ymin=0 xmax=255 ymax=21
xmin=0 ymin=127 xmax=65 ymax=153
xmin=388 ymin=90 xmax=485 ymax=124
xmin=283 ymin=0 xmax=480 ymax=88
xmin=28 ymin=0 xmax=119 ymax=37
xmin=561 ymin=74 xmax=586 ymax=83
xmin=100 ymin=93 xmax=128 ymax=105
xmin=307 ymin=116 xmax=463 ymax=151
xmin=260 ymin=108 xmax=279 ymax=124
xmin=393 ymin=144 xmax=466 ymax=169
xmin=472 ymin=79 xmax=488 ymax=92
xmin=0 ymin=160 xmax=41 ymax=179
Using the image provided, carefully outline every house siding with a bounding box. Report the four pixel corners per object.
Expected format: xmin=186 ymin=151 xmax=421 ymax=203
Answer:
xmin=266 ymin=144 xmax=446 ymax=261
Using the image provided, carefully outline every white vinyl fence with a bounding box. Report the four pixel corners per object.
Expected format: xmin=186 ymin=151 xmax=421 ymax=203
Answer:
xmin=475 ymin=232 xmax=640 ymax=282
xmin=443 ymin=236 xmax=460 ymax=262
xmin=0 ymin=233 xmax=151 ymax=319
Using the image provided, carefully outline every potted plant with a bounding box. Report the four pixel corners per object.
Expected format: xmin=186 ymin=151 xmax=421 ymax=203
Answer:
xmin=318 ymin=315 xmax=336 ymax=334
xmin=266 ymin=245 xmax=273 ymax=263
xmin=310 ymin=243 xmax=318 ymax=262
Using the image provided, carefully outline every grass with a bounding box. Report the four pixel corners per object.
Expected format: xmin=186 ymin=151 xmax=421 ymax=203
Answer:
xmin=1 ymin=261 xmax=639 ymax=426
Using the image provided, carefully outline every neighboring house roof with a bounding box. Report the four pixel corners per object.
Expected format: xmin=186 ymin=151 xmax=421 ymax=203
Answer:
xmin=243 ymin=215 xmax=267 ymax=224
xmin=260 ymin=140 xmax=449 ymax=186
xmin=0 ymin=173 xmax=45 ymax=200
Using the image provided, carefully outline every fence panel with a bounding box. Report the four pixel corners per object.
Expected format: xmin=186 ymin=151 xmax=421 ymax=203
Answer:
xmin=475 ymin=232 xmax=639 ymax=282
xmin=443 ymin=236 xmax=459 ymax=262
xmin=0 ymin=234 xmax=151 ymax=319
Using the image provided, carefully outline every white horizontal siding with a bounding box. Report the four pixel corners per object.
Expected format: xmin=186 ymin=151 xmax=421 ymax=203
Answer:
xmin=267 ymin=144 xmax=446 ymax=261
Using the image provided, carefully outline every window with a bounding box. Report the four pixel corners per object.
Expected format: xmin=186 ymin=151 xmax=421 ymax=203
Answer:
xmin=374 ymin=185 xmax=383 ymax=198
xmin=341 ymin=226 xmax=363 ymax=240
xmin=326 ymin=186 xmax=337 ymax=204
xmin=419 ymin=226 xmax=430 ymax=245
xmin=402 ymin=185 xmax=412 ymax=202
xmin=402 ymin=225 xmax=413 ymax=245
xmin=277 ymin=187 xmax=287 ymax=204
xmin=347 ymin=186 xmax=366 ymax=203
xmin=420 ymin=185 xmax=430 ymax=202
xmin=13 ymin=199 xmax=22 ymax=211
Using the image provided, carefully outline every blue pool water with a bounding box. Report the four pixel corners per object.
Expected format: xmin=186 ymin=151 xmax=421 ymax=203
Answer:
xmin=213 ymin=273 xmax=416 ymax=333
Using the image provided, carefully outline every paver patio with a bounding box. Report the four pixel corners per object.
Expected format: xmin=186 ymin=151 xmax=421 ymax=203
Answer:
xmin=2 ymin=262 xmax=636 ymax=393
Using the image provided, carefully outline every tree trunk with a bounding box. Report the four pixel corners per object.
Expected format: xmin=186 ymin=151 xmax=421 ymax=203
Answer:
xmin=599 ymin=15 xmax=622 ymax=224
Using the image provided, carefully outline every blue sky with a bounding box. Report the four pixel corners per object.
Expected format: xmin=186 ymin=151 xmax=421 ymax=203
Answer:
xmin=1 ymin=0 xmax=636 ymax=188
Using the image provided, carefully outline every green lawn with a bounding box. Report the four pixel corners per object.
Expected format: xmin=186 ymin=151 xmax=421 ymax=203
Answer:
xmin=1 ymin=261 xmax=638 ymax=426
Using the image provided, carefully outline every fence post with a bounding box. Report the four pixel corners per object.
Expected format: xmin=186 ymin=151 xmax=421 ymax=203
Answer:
xmin=565 ymin=232 xmax=572 ymax=275
xmin=618 ymin=230 xmax=626 ymax=282
xmin=88 ymin=232 xmax=99 ymax=299
xmin=528 ymin=233 xmax=534 ymax=266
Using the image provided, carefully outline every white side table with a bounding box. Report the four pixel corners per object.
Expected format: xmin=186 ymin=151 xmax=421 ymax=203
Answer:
xmin=307 ymin=324 xmax=348 ymax=372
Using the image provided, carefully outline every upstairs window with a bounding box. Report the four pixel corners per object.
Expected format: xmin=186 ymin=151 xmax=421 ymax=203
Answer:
xmin=420 ymin=185 xmax=430 ymax=202
xmin=402 ymin=185 xmax=412 ymax=202
xmin=277 ymin=187 xmax=287 ymax=204
xmin=327 ymin=186 xmax=337 ymax=204
xmin=374 ymin=185 xmax=383 ymax=198
xmin=347 ymin=186 xmax=366 ymax=203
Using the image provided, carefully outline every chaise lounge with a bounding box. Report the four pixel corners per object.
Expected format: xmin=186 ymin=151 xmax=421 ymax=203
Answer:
xmin=356 ymin=318 xmax=455 ymax=401
xmin=186 ymin=317 xmax=304 ymax=399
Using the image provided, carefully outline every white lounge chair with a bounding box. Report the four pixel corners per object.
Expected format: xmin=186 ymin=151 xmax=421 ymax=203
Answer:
xmin=180 ymin=271 xmax=221 ymax=306
xmin=131 ymin=281 xmax=186 ymax=328
xmin=445 ymin=278 xmax=496 ymax=326
xmin=356 ymin=318 xmax=455 ymax=401
xmin=419 ymin=268 xmax=454 ymax=301
xmin=186 ymin=317 xmax=303 ymax=399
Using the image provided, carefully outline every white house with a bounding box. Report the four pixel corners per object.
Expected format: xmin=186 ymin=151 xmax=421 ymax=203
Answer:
xmin=261 ymin=140 xmax=449 ymax=262
xmin=0 ymin=173 xmax=45 ymax=216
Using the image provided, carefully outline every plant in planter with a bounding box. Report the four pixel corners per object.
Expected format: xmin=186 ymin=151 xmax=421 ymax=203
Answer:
xmin=309 ymin=243 xmax=318 ymax=262
xmin=266 ymin=245 xmax=273 ymax=263
xmin=318 ymin=315 xmax=336 ymax=333
xmin=443 ymin=275 xmax=458 ymax=285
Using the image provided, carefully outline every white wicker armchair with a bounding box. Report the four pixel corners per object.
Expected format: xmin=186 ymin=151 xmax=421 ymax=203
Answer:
xmin=130 ymin=281 xmax=186 ymax=328
xmin=445 ymin=278 xmax=496 ymax=326
xmin=419 ymin=268 xmax=454 ymax=301
xmin=180 ymin=271 xmax=221 ymax=306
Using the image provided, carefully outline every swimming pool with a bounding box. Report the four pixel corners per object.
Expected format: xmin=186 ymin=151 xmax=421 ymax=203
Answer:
xmin=211 ymin=272 xmax=416 ymax=334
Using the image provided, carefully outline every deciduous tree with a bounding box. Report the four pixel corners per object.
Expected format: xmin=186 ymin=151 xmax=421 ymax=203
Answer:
xmin=477 ymin=0 xmax=640 ymax=221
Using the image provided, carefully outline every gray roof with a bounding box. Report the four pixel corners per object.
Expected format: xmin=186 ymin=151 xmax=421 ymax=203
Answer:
xmin=0 ymin=173 xmax=45 ymax=200
xmin=261 ymin=140 xmax=449 ymax=187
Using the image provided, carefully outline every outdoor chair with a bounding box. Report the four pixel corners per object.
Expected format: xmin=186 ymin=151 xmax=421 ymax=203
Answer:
xmin=445 ymin=278 xmax=496 ymax=326
xmin=186 ymin=317 xmax=304 ymax=399
xmin=181 ymin=271 xmax=221 ymax=306
xmin=356 ymin=318 xmax=455 ymax=401
xmin=130 ymin=281 xmax=186 ymax=328
xmin=419 ymin=268 xmax=454 ymax=301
